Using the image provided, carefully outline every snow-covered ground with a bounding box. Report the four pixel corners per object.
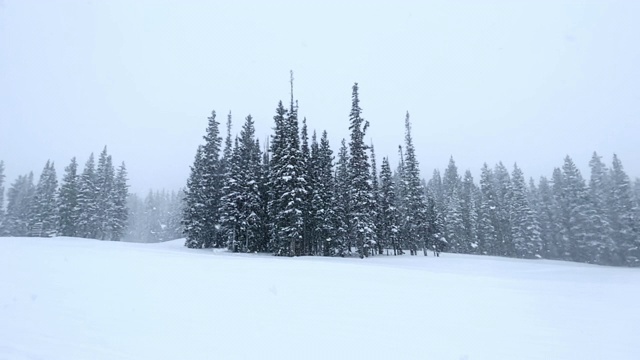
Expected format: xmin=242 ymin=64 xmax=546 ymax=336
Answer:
xmin=1 ymin=237 xmax=639 ymax=360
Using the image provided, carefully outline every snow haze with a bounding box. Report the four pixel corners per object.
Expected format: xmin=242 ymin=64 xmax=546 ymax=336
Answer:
xmin=1 ymin=1 xmax=639 ymax=193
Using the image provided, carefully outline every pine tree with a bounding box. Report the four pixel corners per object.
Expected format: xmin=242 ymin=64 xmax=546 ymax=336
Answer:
xmin=608 ymin=154 xmax=638 ymax=265
xmin=110 ymin=162 xmax=129 ymax=241
xmin=442 ymin=156 xmax=461 ymax=205
xmin=29 ymin=161 xmax=59 ymax=237
xmin=57 ymin=157 xmax=80 ymax=237
xmin=426 ymin=189 xmax=445 ymax=256
xmin=183 ymin=146 xmax=207 ymax=248
xmin=95 ymin=147 xmax=115 ymax=240
xmin=477 ymin=164 xmax=498 ymax=255
xmin=300 ymin=117 xmax=314 ymax=255
xmin=399 ymin=112 xmax=427 ymax=256
xmin=333 ymin=138 xmax=351 ymax=256
xmin=0 ymin=161 xmax=5 ymax=235
xmin=460 ymin=170 xmax=479 ymax=253
xmin=444 ymin=186 xmax=465 ymax=253
xmin=370 ymin=143 xmax=383 ymax=255
xmin=5 ymin=173 xmax=35 ymax=236
xmin=311 ymin=131 xmax=336 ymax=256
xmin=587 ymin=152 xmax=616 ymax=264
xmin=347 ymin=83 xmax=375 ymax=258
xmin=77 ymin=154 xmax=98 ymax=239
xmin=380 ymin=157 xmax=400 ymax=255
xmin=269 ymin=87 xmax=306 ymax=256
xmin=183 ymin=110 xmax=224 ymax=248
xmin=535 ymin=176 xmax=560 ymax=259
xmin=509 ymin=164 xmax=542 ymax=258
xmin=557 ymin=156 xmax=592 ymax=262
xmin=492 ymin=162 xmax=513 ymax=256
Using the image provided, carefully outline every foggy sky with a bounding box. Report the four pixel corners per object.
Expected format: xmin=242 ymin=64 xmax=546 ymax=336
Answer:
xmin=1 ymin=0 xmax=639 ymax=194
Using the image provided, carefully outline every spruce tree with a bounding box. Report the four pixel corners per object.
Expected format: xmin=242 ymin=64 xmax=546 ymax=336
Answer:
xmin=608 ymin=154 xmax=638 ymax=265
xmin=510 ymin=164 xmax=542 ymax=258
xmin=535 ymin=176 xmax=560 ymax=259
xmin=587 ymin=153 xmax=616 ymax=264
xmin=311 ymin=131 xmax=336 ymax=256
xmin=370 ymin=143 xmax=383 ymax=255
xmin=200 ymin=110 xmax=225 ymax=248
xmin=444 ymin=186 xmax=465 ymax=253
xmin=379 ymin=157 xmax=400 ymax=255
xmin=58 ymin=157 xmax=80 ymax=237
xmin=29 ymin=161 xmax=59 ymax=237
xmin=333 ymin=138 xmax=351 ymax=256
xmin=77 ymin=154 xmax=98 ymax=239
xmin=477 ymin=164 xmax=498 ymax=255
xmin=460 ymin=170 xmax=479 ymax=253
xmin=269 ymin=93 xmax=306 ymax=256
xmin=347 ymin=83 xmax=375 ymax=258
xmin=399 ymin=112 xmax=427 ymax=255
xmin=300 ymin=117 xmax=314 ymax=255
xmin=110 ymin=162 xmax=129 ymax=241
xmin=493 ymin=162 xmax=513 ymax=256
xmin=183 ymin=146 xmax=207 ymax=248
xmin=0 ymin=161 xmax=5 ymax=235
xmin=95 ymin=147 xmax=115 ymax=240
xmin=5 ymin=173 xmax=35 ymax=236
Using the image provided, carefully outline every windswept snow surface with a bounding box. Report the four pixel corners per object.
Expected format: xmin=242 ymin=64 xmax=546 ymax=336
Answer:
xmin=1 ymin=237 xmax=639 ymax=360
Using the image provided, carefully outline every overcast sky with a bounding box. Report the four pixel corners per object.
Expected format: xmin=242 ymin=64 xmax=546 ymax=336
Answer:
xmin=1 ymin=0 xmax=639 ymax=194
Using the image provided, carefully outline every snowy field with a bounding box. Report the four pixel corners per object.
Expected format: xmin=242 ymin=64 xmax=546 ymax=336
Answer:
xmin=1 ymin=237 xmax=639 ymax=360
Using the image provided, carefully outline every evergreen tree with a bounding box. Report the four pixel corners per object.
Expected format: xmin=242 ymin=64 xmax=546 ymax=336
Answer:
xmin=333 ymin=138 xmax=350 ymax=256
xmin=399 ymin=112 xmax=427 ymax=255
xmin=311 ymin=131 xmax=336 ymax=256
xmin=509 ymin=164 xmax=542 ymax=258
xmin=300 ymin=117 xmax=314 ymax=255
xmin=608 ymin=154 xmax=638 ymax=265
xmin=557 ymin=156 xmax=592 ymax=262
xmin=110 ymin=162 xmax=129 ymax=241
xmin=535 ymin=176 xmax=560 ymax=259
xmin=183 ymin=110 xmax=224 ymax=248
xmin=477 ymin=164 xmax=498 ymax=255
xmin=29 ymin=161 xmax=59 ymax=237
xmin=77 ymin=154 xmax=98 ymax=239
xmin=5 ymin=173 xmax=35 ymax=236
xmin=58 ymin=157 xmax=80 ymax=237
xmin=460 ymin=170 xmax=479 ymax=253
xmin=493 ymin=162 xmax=513 ymax=256
xmin=370 ymin=143 xmax=383 ymax=254
xmin=95 ymin=147 xmax=115 ymax=240
xmin=444 ymin=186 xmax=465 ymax=253
xmin=269 ymin=92 xmax=306 ymax=256
xmin=183 ymin=146 xmax=207 ymax=248
xmin=347 ymin=83 xmax=375 ymax=258
xmin=0 ymin=161 xmax=5 ymax=235
xmin=379 ymin=157 xmax=400 ymax=255
xmin=442 ymin=156 xmax=461 ymax=205
xmin=587 ymin=153 xmax=616 ymax=264
xmin=426 ymin=189 xmax=445 ymax=256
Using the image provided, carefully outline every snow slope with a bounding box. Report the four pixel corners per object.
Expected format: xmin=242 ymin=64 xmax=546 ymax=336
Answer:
xmin=1 ymin=237 xmax=638 ymax=360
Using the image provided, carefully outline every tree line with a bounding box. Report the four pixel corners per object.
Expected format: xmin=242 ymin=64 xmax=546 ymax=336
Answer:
xmin=0 ymin=147 xmax=129 ymax=241
xmin=180 ymin=77 xmax=640 ymax=266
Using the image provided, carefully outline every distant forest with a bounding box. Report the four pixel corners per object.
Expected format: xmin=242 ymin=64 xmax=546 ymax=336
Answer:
xmin=1 ymin=81 xmax=639 ymax=267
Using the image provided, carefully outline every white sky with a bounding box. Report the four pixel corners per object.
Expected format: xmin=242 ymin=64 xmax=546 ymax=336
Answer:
xmin=1 ymin=0 xmax=639 ymax=194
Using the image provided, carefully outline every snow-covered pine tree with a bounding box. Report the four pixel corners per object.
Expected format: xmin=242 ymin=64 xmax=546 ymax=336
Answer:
xmin=300 ymin=117 xmax=314 ymax=255
xmin=5 ymin=173 xmax=35 ymax=236
xmin=347 ymin=83 xmax=375 ymax=258
xmin=608 ymin=154 xmax=638 ymax=265
xmin=183 ymin=146 xmax=207 ymax=248
xmin=442 ymin=157 xmax=461 ymax=206
xmin=477 ymin=164 xmax=498 ymax=255
xmin=370 ymin=143 xmax=383 ymax=255
xmin=379 ymin=156 xmax=400 ymax=255
xmin=558 ymin=156 xmax=592 ymax=262
xmin=426 ymin=189 xmax=445 ymax=256
xmin=534 ymin=176 xmax=560 ymax=259
xmin=220 ymin=138 xmax=242 ymax=251
xmin=269 ymin=93 xmax=306 ymax=256
xmin=444 ymin=186 xmax=465 ymax=254
xmin=509 ymin=164 xmax=542 ymax=258
xmin=257 ymin=141 xmax=271 ymax=253
xmin=460 ymin=170 xmax=479 ymax=253
xmin=110 ymin=162 xmax=129 ymax=241
xmin=0 ymin=161 xmax=5 ymax=235
xmin=333 ymin=138 xmax=351 ymax=256
xmin=29 ymin=161 xmax=58 ymax=237
xmin=57 ymin=157 xmax=80 ymax=237
xmin=200 ymin=111 xmax=225 ymax=248
xmin=395 ymin=146 xmax=408 ymax=253
xmin=587 ymin=152 xmax=616 ymax=264
xmin=77 ymin=154 xmax=98 ymax=239
xmin=95 ymin=147 xmax=115 ymax=240
xmin=493 ymin=162 xmax=514 ymax=257
xmin=310 ymin=130 xmax=336 ymax=256
xmin=399 ymin=112 xmax=427 ymax=256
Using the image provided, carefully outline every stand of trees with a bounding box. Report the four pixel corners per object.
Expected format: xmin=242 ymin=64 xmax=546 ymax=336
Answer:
xmin=181 ymin=79 xmax=640 ymax=267
xmin=0 ymin=147 xmax=129 ymax=241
